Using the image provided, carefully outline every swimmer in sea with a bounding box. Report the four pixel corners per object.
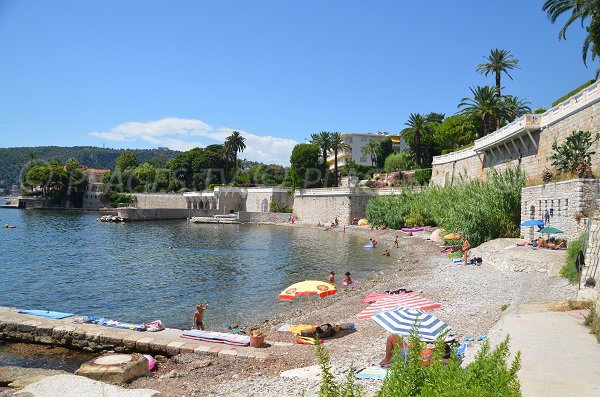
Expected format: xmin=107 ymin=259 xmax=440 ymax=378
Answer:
xmin=343 ymin=272 xmax=352 ymax=284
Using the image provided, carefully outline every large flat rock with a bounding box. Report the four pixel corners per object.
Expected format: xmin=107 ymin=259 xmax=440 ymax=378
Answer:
xmin=75 ymin=353 xmax=148 ymax=384
xmin=13 ymin=374 xmax=160 ymax=397
xmin=0 ymin=366 xmax=68 ymax=387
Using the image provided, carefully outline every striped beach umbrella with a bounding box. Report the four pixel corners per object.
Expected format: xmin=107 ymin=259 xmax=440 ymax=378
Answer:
xmin=278 ymin=280 xmax=336 ymax=300
xmin=372 ymin=307 xmax=452 ymax=342
xmin=357 ymin=294 xmax=441 ymax=320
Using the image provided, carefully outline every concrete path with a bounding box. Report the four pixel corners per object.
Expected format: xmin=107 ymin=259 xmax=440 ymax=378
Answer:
xmin=489 ymin=305 xmax=600 ymax=397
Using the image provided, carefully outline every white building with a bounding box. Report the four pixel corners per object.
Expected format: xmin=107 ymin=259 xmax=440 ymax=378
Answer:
xmin=326 ymin=132 xmax=406 ymax=170
xmin=82 ymin=168 xmax=111 ymax=209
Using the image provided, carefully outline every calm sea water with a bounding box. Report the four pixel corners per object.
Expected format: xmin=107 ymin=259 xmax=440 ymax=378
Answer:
xmin=0 ymin=205 xmax=391 ymax=330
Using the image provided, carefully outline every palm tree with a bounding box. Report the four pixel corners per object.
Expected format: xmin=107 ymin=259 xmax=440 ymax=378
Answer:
xmin=401 ymin=113 xmax=431 ymax=167
xmin=476 ymin=49 xmax=520 ymax=99
xmin=310 ymin=131 xmax=332 ymax=186
xmin=329 ymin=132 xmax=351 ymax=187
xmin=502 ymin=95 xmax=532 ymax=123
xmin=542 ymin=0 xmax=600 ymax=66
xmin=224 ymin=131 xmax=246 ymax=181
xmin=361 ymin=139 xmax=381 ymax=166
xmin=458 ymin=86 xmax=504 ymax=137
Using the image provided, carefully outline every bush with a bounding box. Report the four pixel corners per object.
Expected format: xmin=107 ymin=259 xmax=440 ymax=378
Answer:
xmin=413 ymin=169 xmax=432 ymax=186
xmin=269 ymin=201 xmax=293 ymax=213
xmin=584 ymin=305 xmax=600 ymax=343
xmin=314 ymin=328 xmax=521 ymax=397
xmin=366 ymin=168 xmax=525 ymax=246
xmin=561 ymin=233 xmax=586 ymax=283
xmin=101 ymin=192 xmax=136 ymax=208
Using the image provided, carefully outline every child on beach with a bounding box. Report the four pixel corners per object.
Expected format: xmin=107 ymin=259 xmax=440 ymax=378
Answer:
xmin=328 ymin=271 xmax=335 ymax=283
xmin=382 ymin=249 xmax=390 ymax=256
xmin=192 ymin=303 xmax=208 ymax=330
xmin=394 ymin=235 xmax=399 ymax=248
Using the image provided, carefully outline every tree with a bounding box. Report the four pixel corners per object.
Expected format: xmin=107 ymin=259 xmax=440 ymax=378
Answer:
xmin=376 ymin=138 xmax=394 ymax=168
xmin=476 ymin=49 xmax=520 ymax=98
xmin=115 ymin=151 xmax=139 ymax=171
xmin=384 ymin=152 xmax=416 ymax=172
xmin=361 ymin=139 xmax=381 ymax=167
xmin=432 ymin=114 xmax=477 ymax=152
xmin=542 ymin=0 xmax=600 ymax=68
xmin=502 ymin=95 xmax=532 ymax=123
xmin=134 ymin=163 xmax=157 ymax=192
xmin=224 ymin=131 xmax=247 ymax=181
xmin=458 ymin=86 xmax=504 ymax=137
xmin=550 ymin=130 xmax=600 ymax=177
xmin=289 ymin=144 xmax=321 ymax=188
xmin=329 ymin=132 xmax=351 ymax=187
xmin=310 ymin=131 xmax=332 ymax=186
xmin=401 ymin=113 xmax=434 ymax=167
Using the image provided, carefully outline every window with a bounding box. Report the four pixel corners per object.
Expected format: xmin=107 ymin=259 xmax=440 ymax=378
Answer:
xmin=361 ymin=137 xmax=368 ymax=142
xmin=360 ymin=156 xmax=367 ymax=163
xmin=261 ymin=198 xmax=268 ymax=213
xmin=346 ymin=137 xmax=353 ymax=143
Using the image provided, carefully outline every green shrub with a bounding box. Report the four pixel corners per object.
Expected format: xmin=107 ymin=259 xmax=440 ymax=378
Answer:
xmin=552 ymin=80 xmax=596 ymax=107
xmin=315 ymin=328 xmax=521 ymax=396
xmin=561 ymin=233 xmax=586 ymax=283
xmin=413 ymin=169 xmax=432 ymax=186
xmin=366 ymin=168 xmax=525 ymax=246
xmin=269 ymin=201 xmax=293 ymax=213
xmin=584 ymin=305 xmax=600 ymax=343
xmin=100 ymin=192 xmax=136 ymax=208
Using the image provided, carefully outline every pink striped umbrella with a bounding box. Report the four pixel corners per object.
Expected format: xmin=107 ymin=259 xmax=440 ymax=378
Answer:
xmin=361 ymin=292 xmax=413 ymax=304
xmin=357 ymin=295 xmax=441 ymax=320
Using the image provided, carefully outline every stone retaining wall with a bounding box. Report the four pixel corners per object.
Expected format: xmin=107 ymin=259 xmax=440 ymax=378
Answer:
xmin=237 ymin=211 xmax=292 ymax=223
xmin=520 ymin=179 xmax=600 ymax=241
xmin=117 ymin=208 xmax=215 ymax=220
xmin=133 ymin=193 xmax=188 ymax=209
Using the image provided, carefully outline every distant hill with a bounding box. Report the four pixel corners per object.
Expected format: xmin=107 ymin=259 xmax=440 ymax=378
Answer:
xmin=0 ymin=146 xmax=180 ymax=192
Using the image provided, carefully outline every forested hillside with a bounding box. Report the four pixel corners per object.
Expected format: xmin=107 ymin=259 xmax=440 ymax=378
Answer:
xmin=0 ymin=146 xmax=179 ymax=192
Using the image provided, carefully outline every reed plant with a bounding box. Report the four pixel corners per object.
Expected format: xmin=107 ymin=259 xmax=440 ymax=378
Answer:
xmin=366 ymin=167 xmax=525 ymax=246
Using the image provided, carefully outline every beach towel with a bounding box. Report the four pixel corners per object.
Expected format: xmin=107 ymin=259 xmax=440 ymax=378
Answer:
xmin=82 ymin=316 xmax=145 ymax=331
xmin=181 ymin=329 xmax=250 ymax=346
xmin=286 ymin=324 xmax=317 ymax=335
xmin=295 ymin=336 xmax=323 ymax=345
xmin=277 ymin=323 xmax=292 ymax=332
xmin=356 ymin=366 xmax=388 ymax=380
xmin=18 ymin=310 xmax=75 ymax=319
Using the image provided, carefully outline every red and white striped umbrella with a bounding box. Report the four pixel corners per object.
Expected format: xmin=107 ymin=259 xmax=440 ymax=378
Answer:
xmin=361 ymin=292 xmax=411 ymax=304
xmin=357 ymin=295 xmax=441 ymax=320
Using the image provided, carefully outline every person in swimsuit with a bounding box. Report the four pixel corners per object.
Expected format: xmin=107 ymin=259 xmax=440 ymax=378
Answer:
xmin=343 ymin=272 xmax=352 ymax=284
xmin=394 ymin=235 xmax=399 ymax=248
xmin=382 ymin=249 xmax=391 ymax=256
xmin=462 ymin=238 xmax=470 ymax=266
xmin=328 ymin=271 xmax=335 ymax=283
xmin=192 ymin=303 xmax=208 ymax=330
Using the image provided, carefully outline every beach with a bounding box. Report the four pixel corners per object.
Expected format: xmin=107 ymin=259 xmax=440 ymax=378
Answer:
xmin=127 ymin=224 xmax=577 ymax=397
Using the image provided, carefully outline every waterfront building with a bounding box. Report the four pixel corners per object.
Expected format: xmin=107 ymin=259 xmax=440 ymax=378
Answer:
xmin=326 ymin=132 xmax=406 ymax=171
xmin=82 ymin=168 xmax=111 ymax=210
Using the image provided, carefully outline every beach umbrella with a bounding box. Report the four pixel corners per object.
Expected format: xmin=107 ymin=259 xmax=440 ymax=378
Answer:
xmin=538 ymin=227 xmax=563 ymax=235
xmin=443 ymin=232 xmax=462 ymax=240
xmin=357 ymin=295 xmax=441 ymax=320
xmin=278 ymin=280 xmax=336 ymax=301
xmin=372 ymin=306 xmax=452 ymax=342
xmin=520 ymin=219 xmax=545 ymax=227
xmin=357 ymin=218 xmax=368 ymax=226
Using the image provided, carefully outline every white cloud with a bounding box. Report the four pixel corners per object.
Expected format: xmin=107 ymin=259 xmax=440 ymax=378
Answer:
xmin=89 ymin=117 xmax=297 ymax=165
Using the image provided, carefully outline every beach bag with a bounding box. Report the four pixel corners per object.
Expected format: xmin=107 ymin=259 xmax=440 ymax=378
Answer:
xmin=316 ymin=323 xmax=335 ymax=338
xmin=144 ymin=320 xmax=165 ymax=332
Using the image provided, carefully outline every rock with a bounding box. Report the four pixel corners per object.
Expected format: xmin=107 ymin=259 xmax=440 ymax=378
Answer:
xmin=75 ymin=353 xmax=148 ymax=384
xmin=12 ymin=374 xmax=160 ymax=397
xmin=163 ymin=370 xmax=180 ymax=379
xmin=0 ymin=366 xmax=68 ymax=387
xmin=280 ymin=365 xmax=322 ymax=380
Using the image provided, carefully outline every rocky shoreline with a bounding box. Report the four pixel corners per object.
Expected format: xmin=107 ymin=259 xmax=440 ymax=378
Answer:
xmin=126 ymin=224 xmax=577 ymax=396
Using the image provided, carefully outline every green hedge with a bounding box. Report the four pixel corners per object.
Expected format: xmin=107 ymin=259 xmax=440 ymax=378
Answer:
xmin=561 ymin=233 xmax=587 ymax=283
xmin=552 ymin=80 xmax=596 ymax=107
xmin=366 ymin=168 xmax=525 ymax=247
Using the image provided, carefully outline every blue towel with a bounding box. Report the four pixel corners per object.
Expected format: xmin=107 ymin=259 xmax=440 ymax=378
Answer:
xmin=356 ymin=366 xmax=388 ymax=380
xmin=18 ymin=310 xmax=75 ymax=319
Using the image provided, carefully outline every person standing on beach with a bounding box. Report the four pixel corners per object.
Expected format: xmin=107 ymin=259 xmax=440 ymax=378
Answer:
xmin=462 ymin=238 xmax=471 ymax=266
xmin=328 ymin=271 xmax=335 ymax=283
xmin=394 ymin=235 xmax=399 ymax=248
xmin=192 ymin=303 xmax=208 ymax=330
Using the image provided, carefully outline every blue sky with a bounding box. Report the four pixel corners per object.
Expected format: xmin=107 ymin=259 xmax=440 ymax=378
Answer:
xmin=0 ymin=0 xmax=595 ymax=164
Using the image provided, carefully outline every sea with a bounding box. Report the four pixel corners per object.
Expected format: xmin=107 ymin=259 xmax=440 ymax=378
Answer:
xmin=0 ymin=203 xmax=391 ymax=331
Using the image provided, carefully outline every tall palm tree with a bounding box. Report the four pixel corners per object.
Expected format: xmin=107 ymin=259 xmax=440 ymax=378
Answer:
xmin=502 ymin=95 xmax=532 ymax=123
xmin=458 ymin=86 xmax=504 ymax=137
xmin=476 ymin=49 xmax=520 ymax=99
xmin=542 ymin=0 xmax=600 ymax=65
xmin=224 ymin=131 xmax=246 ymax=181
xmin=401 ymin=113 xmax=431 ymax=167
xmin=310 ymin=131 xmax=332 ymax=185
xmin=361 ymin=139 xmax=381 ymax=167
xmin=329 ymin=132 xmax=351 ymax=187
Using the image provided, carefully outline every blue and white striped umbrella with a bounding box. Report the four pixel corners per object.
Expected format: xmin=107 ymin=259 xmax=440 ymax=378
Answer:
xmin=372 ymin=306 xmax=452 ymax=342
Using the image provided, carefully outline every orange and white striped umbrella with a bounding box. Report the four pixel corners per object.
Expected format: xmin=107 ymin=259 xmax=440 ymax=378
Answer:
xmin=278 ymin=280 xmax=337 ymax=301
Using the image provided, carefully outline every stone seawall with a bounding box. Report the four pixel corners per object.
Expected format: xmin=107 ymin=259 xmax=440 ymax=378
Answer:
xmin=133 ymin=193 xmax=188 ymax=209
xmin=117 ymin=208 xmax=213 ymax=220
xmin=0 ymin=307 xmax=268 ymax=360
xmin=521 ymin=179 xmax=599 ymax=241
xmin=237 ymin=211 xmax=292 ymax=223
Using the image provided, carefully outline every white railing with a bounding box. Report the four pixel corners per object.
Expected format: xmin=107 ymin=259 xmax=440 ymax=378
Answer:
xmin=295 ymin=187 xmax=406 ymax=196
xmin=431 ymin=80 xmax=600 ymax=165
xmin=431 ymin=147 xmax=477 ymax=165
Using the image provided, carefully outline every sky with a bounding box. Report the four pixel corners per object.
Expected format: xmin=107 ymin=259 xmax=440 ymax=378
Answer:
xmin=0 ymin=0 xmax=596 ymax=165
